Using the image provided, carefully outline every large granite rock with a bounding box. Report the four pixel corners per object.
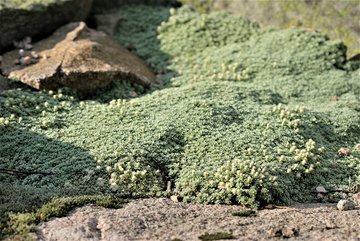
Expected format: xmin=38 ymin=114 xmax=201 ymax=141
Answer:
xmin=0 ymin=0 xmax=93 ymax=54
xmin=1 ymin=22 xmax=156 ymax=95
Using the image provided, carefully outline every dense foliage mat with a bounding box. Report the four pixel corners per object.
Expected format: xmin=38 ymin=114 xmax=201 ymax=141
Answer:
xmin=0 ymin=4 xmax=359 ymax=236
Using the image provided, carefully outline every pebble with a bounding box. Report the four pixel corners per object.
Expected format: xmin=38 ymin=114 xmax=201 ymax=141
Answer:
xmin=170 ymin=195 xmax=182 ymax=203
xmin=31 ymin=51 xmax=39 ymax=59
xmin=338 ymin=147 xmax=351 ymax=157
xmin=129 ymin=91 xmax=138 ymax=97
xmin=19 ymin=49 xmax=25 ymax=57
xmin=20 ymin=56 xmax=32 ymax=66
xmin=337 ymin=199 xmax=356 ymax=211
xmin=317 ymin=193 xmax=324 ymax=199
xmin=316 ymin=185 xmax=327 ymax=193
xmin=267 ymin=224 xmax=299 ymax=238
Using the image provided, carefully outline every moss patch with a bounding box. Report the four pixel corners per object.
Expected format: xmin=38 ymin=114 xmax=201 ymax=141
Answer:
xmin=180 ymin=0 xmax=360 ymax=57
xmin=232 ymin=210 xmax=257 ymax=217
xmin=198 ymin=232 xmax=235 ymax=241
xmin=2 ymin=195 xmax=125 ymax=238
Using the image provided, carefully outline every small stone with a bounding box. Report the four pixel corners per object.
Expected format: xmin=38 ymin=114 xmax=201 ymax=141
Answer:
xmin=337 ymin=199 xmax=356 ymax=211
xmin=267 ymin=225 xmax=299 ymax=238
xmin=170 ymin=195 xmax=182 ymax=203
xmin=316 ymin=185 xmax=327 ymax=193
xmin=20 ymin=56 xmax=32 ymax=66
xmin=338 ymin=147 xmax=351 ymax=157
xmin=352 ymin=192 xmax=360 ymax=205
xmin=281 ymin=225 xmax=299 ymax=238
xmin=129 ymin=91 xmax=138 ymax=97
xmin=19 ymin=49 xmax=25 ymax=57
xmin=325 ymin=220 xmax=338 ymax=229
xmin=317 ymin=193 xmax=324 ymax=199
xmin=264 ymin=204 xmax=275 ymax=209
xmin=31 ymin=51 xmax=39 ymax=59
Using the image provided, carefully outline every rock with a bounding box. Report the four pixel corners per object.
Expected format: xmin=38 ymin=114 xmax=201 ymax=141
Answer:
xmin=338 ymin=147 xmax=351 ymax=156
xmin=316 ymin=185 xmax=327 ymax=193
xmin=0 ymin=75 xmax=9 ymax=92
xmin=1 ymin=22 xmax=156 ymax=95
xmin=0 ymin=0 xmax=93 ymax=53
xmin=93 ymin=13 xmax=122 ymax=37
xmin=317 ymin=193 xmax=324 ymax=199
xmin=337 ymin=199 xmax=356 ymax=211
xmin=129 ymin=91 xmax=138 ymax=98
xmin=170 ymin=195 xmax=180 ymax=203
xmin=281 ymin=225 xmax=299 ymax=238
xmin=352 ymin=193 xmax=360 ymax=205
xmin=267 ymin=224 xmax=299 ymax=238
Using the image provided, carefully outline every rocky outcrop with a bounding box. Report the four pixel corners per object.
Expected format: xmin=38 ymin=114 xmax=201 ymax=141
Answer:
xmin=1 ymin=22 xmax=156 ymax=95
xmin=0 ymin=0 xmax=93 ymax=53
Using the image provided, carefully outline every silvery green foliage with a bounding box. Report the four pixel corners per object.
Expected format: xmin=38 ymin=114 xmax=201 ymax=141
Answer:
xmin=0 ymin=5 xmax=359 ymax=213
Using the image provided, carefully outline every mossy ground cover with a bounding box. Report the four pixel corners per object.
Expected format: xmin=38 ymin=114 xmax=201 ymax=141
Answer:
xmin=181 ymin=0 xmax=360 ymax=57
xmin=0 ymin=4 xmax=359 ymax=237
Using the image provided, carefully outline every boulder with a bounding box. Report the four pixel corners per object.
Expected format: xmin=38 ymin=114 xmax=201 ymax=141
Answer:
xmin=0 ymin=0 xmax=93 ymax=53
xmin=1 ymin=22 xmax=156 ymax=95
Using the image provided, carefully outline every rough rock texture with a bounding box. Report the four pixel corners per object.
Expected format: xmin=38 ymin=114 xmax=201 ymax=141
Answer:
xmin=1 ymin=22 xmax=156 ymax=94
xmin=36 ymin=198 xmax=360 ymax=241
xmin=337 ymin=199 xmax=356 ymax=211
xmin=0 ymin=0 xmax=93 ymax=54
xmin=0 ymin=75 xmax=9 ymax=92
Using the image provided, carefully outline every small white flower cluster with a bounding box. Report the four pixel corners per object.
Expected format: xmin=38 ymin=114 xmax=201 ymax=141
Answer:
xmin=285 ymin=139 xmax=325 ymax=177
xmin=272 ymin=104 xmax=305 ymax=133
xmin=96 ymin=154 xmax=163 ymax=195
